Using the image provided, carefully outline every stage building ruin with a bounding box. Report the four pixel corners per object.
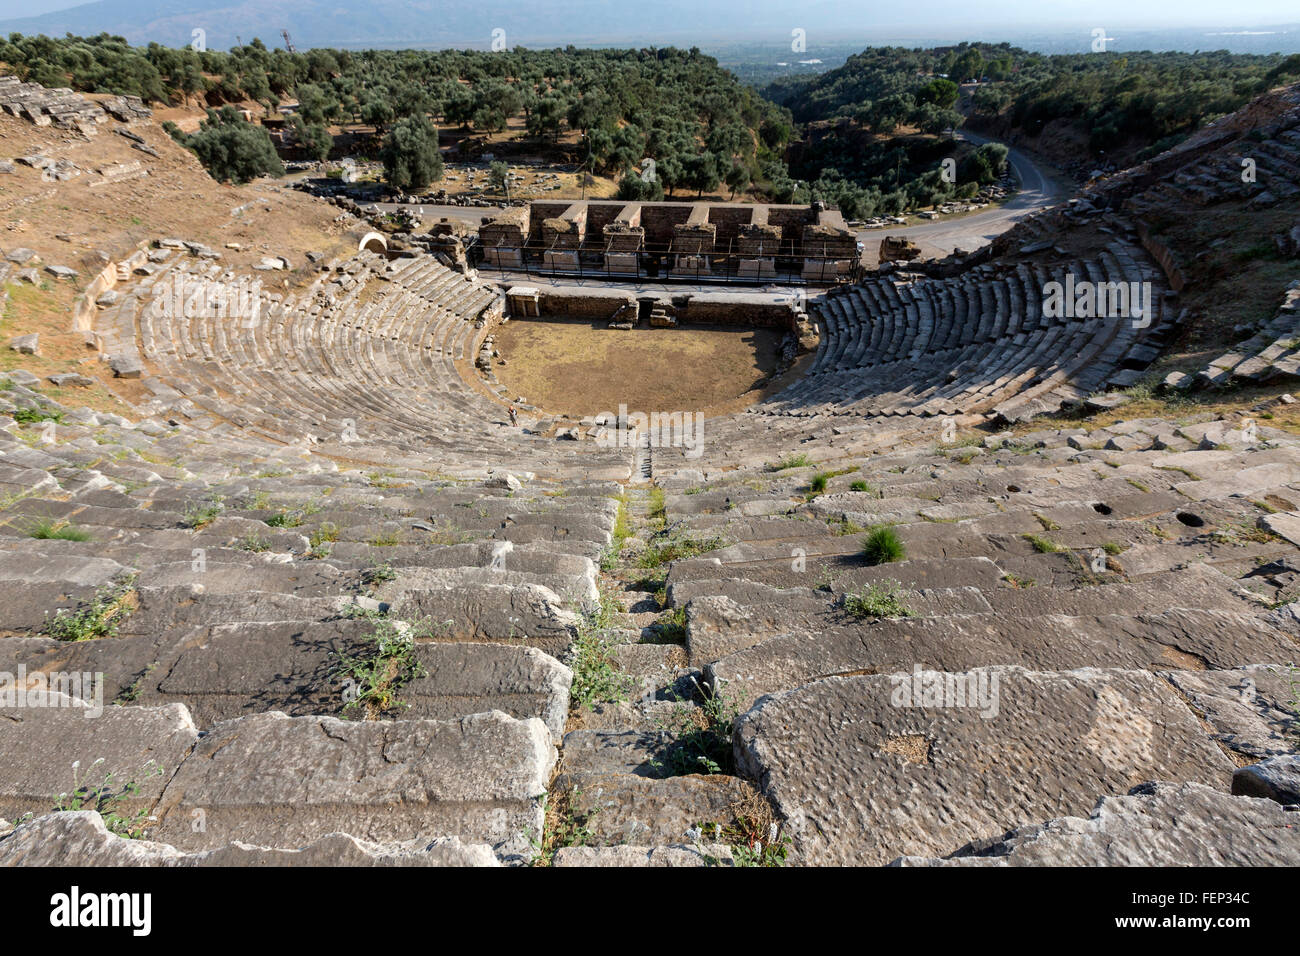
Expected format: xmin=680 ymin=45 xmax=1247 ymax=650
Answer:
xmin=474 ymin=199 xmax=861 ymax=285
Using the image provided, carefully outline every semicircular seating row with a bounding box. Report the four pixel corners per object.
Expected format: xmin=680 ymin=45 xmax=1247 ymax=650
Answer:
xmin=638 ymin=241 xmax=1175 ymax=476
xmin=99 ymin=253 xmax=632 ymax=479
xmin=1126 ymin=123 xmax=1300 ymax=215
xmin=759 ymin=246 xmax=1169 ymax=423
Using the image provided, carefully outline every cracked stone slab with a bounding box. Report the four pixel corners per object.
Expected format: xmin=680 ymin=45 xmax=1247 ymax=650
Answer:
xmin=0 ymin=810 xmax=500 ymax=866
xmin=152 ymin=710 xmax=555 ymax=862
xmin=891 ymin=782 xmax=1300 ymax=866
xmin=734 ymin=667 xmax=1234 ymax=865
xmin=0 ymin=694 xmax=198 ymax=822
xmin=1161 ymin=665 xmax=1299 ymax=761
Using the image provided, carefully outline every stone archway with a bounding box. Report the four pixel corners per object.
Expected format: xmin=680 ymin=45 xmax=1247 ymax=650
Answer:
xmin=359 ymin=231 xmax=388 ymax=256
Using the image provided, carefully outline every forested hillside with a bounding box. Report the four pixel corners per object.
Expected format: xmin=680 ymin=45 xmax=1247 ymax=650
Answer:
xmin=0 ymin=34 xmax=796 ymax=197
xmin=9 ymin=32 xmax=1298 ymax=213
xmin=763 ymin=44 xmax=1016 ymax=218
xmin=969 ymin=50 xmax=1300 ymax=161
xmin=769 ymin=42 xmax=1300 ymax=196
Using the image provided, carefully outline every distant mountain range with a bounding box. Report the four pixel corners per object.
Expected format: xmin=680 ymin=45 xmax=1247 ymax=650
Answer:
xmin=1 ymin=0 xmax=1298 ymax=54
xmin=0 ymin=0 xmax=855 ymax=49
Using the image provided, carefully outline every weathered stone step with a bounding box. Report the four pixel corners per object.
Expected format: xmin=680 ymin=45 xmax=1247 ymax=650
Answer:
xmin=980 ymin=564 xmax=1256 ymax=617
xmin=0 ymin=694 xmax=198 ymax=825
xmin=489 ymin=520 xmax=612 ymax=559
xmin=664 ymin=489 xmax=772 ymax=515
xmin=134 ymin=559 xmax=357 ymax=596
xmin=0 ymin=811 xmax=501 ymax=866
xmin=0 ymin=550 xmax=136 ymax=632
xmin=122 ymin=587 xmax=341 ymax=633
xmin=891 ymin=783 xmax=1300 ymax=866
xmin=0 ymin=461 xmax=58 ymax=499
xmin=665 ymin=580 xmax=826 ymax=608
xmin=568 ymin=773 xmax=759 ymax=847
xmin=151 ymin=710 xmax=554 ymax=862
xmin=374 ymin=577 xmax=577 ymax=655
xmin=684 ymin=587 xmax=995 ymax=666
xmin=669 ymin=515 xmax=831 ymax=544
xmin=357 ymin=540 xmax=596 ymax=581
xmin=705 ymin=607 xmax=1299 ymax=708
xmin=2 ymin=617 xmax=573 ymax=738
xmin=665 ymin=555 xmax=1005 ymax=594
xmin=379 ymin=564 xmax=596 ymax=608
xmin=734 ymin=667 xmax=1234 ymax=865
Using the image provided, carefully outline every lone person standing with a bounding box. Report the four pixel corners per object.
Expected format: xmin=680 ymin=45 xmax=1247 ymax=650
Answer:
xmin=508 ymin=404 xmax=518 ymax=427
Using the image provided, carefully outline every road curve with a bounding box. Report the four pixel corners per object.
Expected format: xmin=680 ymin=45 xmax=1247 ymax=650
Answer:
xmin=859 ymin=130 xmax=1065 ymax=261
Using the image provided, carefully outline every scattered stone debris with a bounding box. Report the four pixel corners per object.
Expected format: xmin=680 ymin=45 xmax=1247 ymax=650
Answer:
xmin=8 ymin=334 xmax=38 ymax=355
xmin=0 ymin=75 xmax=106 ymax=131
xmin=108 ymin=352 xmax=142 ymax=379
xmin=47 ymin=372 xmax=94 ymax=388
xmin=99 ymin=94 xmax=152 ymax=123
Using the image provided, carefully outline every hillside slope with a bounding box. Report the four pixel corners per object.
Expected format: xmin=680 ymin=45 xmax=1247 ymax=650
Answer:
xmin=0 ymin=86 xmax=364 ymax=413
xmin=1006 ymin=82 xmax=1300 ymax=373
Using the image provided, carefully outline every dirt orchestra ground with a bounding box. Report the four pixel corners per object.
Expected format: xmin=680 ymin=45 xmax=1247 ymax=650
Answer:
xmin=490 ymin=317 xmax=794 ymax=418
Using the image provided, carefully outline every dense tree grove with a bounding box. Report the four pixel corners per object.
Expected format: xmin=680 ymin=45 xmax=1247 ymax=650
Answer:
xmin=972 ymin=50 xmax=1300 ymax=156
xmin=0 ymin=34 xmax=795 ymax=197
xmin=380 ymin=114 xmax=443 ymax=191
xmin=161 ymin=106 xmax=283 ymax=184
xmin=764 ymin=44 xmax=990 ymax=127
xmin=761 ymin=45 xmax=991 ymax=216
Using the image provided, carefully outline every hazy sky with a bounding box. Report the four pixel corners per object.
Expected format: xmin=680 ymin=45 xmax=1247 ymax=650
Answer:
xmin=916 ymin=0 xmax=1299 ymax=28
xmin=1 ymin=0 xmax=1299 ymax=24
xmin=1 ymin=0 xmax=73 ymax=13
xmin=1 ymin=0 xmax=84 ymax=14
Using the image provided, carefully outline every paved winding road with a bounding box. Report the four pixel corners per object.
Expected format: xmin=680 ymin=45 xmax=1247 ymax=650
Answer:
xmin=857 ymin=130 xmax=1064 ymax=262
